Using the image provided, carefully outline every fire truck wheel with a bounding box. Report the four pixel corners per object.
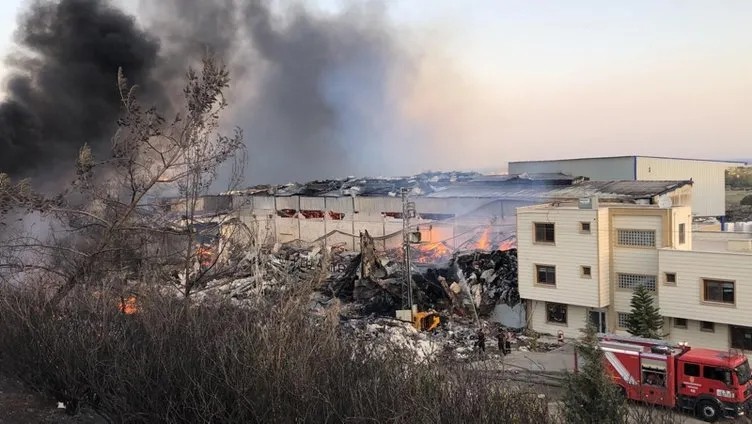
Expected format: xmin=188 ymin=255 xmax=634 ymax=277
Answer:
xmin=696 ymin=400 xmax=720 ymax=422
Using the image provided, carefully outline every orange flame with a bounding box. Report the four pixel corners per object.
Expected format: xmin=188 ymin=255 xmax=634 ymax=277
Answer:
xmin=415 ymin=241 xmax=452 ymax=263
xmin=477 ymin=227 xmax=491 ymax=251
xmin=498 ymin=239 xmax=516 ymax=251
xmin=118 ymin=296 xmax=138 ymax=315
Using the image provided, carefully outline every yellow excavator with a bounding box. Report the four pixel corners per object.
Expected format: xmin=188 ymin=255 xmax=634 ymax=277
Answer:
xmin=412 ymin=309 xmax=442 ymax=332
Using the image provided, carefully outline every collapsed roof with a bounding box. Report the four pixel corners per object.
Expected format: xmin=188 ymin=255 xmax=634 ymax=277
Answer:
xmin=236 ymin=171 xmax=692 ymax=203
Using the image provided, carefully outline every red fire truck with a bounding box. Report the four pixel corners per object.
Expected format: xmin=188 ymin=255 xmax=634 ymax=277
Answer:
xmin=575 ymin=334 xmax=752 ymax=422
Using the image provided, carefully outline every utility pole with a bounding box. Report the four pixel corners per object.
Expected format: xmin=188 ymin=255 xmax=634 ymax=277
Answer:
xmin=401 ymin=188 xmax=416 ymax=312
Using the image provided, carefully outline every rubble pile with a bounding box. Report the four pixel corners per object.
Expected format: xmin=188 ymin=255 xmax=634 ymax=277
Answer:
xmin=341 ymin=317 xmax=443 ymax=363
xmin=330 ymin=230 xmax=519 ymax=317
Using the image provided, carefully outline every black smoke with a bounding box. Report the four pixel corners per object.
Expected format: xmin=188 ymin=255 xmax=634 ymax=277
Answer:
xmin=0 ymin=0 xmax=416 ymax=184
xmin=0 ymin=0 xmax=164 ymax=179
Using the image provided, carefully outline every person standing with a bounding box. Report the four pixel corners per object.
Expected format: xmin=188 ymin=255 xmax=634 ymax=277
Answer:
xmin=498 ymin=331 xmax=508 ymax=356
xmin=476 ymin=329 xmax=486 ymax=355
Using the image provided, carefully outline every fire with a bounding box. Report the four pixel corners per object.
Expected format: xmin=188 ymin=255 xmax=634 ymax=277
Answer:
xmin=118 ymin=296 xmax=138 ymax=315
xmin=477 ymin=227 xmax=491 ymax=251
xmin=498 ymin=238 xmax=517 ymax=251
xmin=415 ymin=241 xmax=452 ymax=263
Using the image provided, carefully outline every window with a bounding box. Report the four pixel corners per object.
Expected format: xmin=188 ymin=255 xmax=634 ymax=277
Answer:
xmin=684 ymin=363 xmax=701 ymax=377
xmin=534 ymin=223 xmax=555 ymax=243
xmin=673 ymin=318 xmax=687 ymax=329
xmin=642 ymin=366 xmax=666 ymax=387
xmin=546 ymin=302 xmax=567 ymax=324
xmin=581 ymin=266 xmax=592 ymax=278
xmin=701 ymin=321 xmax=715 ymax=332
xmin=617 ymin=312 xmax=630 ymax=329
xmin=536 ymin=265 xmax=556 ymax=285
xmin=665 ymin=273 xmax=676 ymax=284
xmin=703 ymin=366 xmax=732 ymax=384
xmin=616 ymin=229 xmax=656 ymax=247
xmin=617 ymin=273 xmax=657 ymax=291
xmin=678 ymin=223 xmax=686 ymax=244
xmin=703 ymin=279 xmax=735 ymax=304
xmin=730 ymin=326 xmax=752 ymax=350
xmin=580 ymin=222 xmax=591 ymax=233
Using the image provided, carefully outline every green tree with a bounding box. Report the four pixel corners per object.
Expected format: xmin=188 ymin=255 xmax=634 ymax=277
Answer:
xmin=561 ymin=324 xmax=628 ymax=424
xmin=740 ymin=194 xmax=752 ymax=206
xmin=626 ymin=283 xmax=663 ymax=339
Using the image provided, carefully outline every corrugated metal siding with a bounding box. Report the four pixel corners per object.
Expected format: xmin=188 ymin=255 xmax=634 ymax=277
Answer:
xmin=518 ymin=208 xmax=601 ymax=308
xmin=528 ymin=300 xmax=588 ymax=338
xmin=509 ymin=157 xmax=635 ymax=180
xmin=636 ymin=157 xmax=734 ymax=217
xmin=658 ymin=249 xmax=752 ymax=327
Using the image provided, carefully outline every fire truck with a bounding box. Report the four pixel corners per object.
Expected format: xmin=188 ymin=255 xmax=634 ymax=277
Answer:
xmin=575 ymin=334 xmax=752 ymax=422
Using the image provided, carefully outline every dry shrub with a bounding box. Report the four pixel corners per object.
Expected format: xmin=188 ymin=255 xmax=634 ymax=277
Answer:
xmin=0 ymin=281 xmax=552 ymax=424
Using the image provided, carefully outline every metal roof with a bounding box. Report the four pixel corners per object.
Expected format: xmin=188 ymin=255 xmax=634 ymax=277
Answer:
xmin=509 ymin=155 xmax=747 ymax=165
xmin=425 ymin=180 xmax=693 ymax=201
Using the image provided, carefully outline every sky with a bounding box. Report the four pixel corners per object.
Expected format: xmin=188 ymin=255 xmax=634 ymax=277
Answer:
xmin=0 ymin=0 xmax=750 ymax=173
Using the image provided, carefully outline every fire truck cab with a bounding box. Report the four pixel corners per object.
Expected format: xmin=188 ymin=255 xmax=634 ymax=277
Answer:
xmin=575 ymin=334 xmax=752 ymax=422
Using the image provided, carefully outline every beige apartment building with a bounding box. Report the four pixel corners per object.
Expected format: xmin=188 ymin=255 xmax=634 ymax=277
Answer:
xmin=517 ymin=196 xmax=752 ymax=354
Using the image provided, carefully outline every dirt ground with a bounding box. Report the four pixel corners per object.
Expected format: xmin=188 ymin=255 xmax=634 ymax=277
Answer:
xmin=0 ymin=375 xmax=102 ymax=424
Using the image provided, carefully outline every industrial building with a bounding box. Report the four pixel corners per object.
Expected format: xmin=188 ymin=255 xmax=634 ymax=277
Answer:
xmin=509 ymin=156 xmax=746 ymax=217
xmin=517 ymin=197 xmax=752 ymax=354
xmin=231 ymin=172 xmax=693 ymax=253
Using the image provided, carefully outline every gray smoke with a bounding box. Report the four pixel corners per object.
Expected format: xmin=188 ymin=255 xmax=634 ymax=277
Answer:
xmin=0 ymin=0 xmax=420 ymax=185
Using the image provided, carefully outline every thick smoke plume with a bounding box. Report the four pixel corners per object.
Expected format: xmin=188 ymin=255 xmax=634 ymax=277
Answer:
xmin=0 ymin=0 xmax=490 ymax=185
xmin=0 ymin=0 xmax=165 ymax=179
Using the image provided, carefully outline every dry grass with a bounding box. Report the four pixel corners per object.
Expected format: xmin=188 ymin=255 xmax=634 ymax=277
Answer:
xmin=0 ymin=280 xmax=554 ymax=424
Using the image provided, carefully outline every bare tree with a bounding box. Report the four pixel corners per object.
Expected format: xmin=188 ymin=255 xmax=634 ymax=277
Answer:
xmin=0 ymin=53 xmax=248 ymax=305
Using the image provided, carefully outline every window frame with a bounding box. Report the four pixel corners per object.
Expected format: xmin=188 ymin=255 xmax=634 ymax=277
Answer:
xmin=673 ymin=318 xmax=688 ymax=329
xmin=617 ymin=312 xmax=630 ymax=329
xmin=700 ymin=321 xmax=715 ymax=333
xmin=616 ymin=273 xmax=657 ymax=292
xmin=581 ymin=266 xmax=592 ymax=279
xmin=702 ymin=278 xmax=736 ymax=306
xmin=579 ymin=222 xmax=591 ymax=234
xmin=684 ymin=363 xmax=701 ymax=377
xmin=545 ymin=302 xmax=568 ymax=325
xmin=678 ymin=223 xmax=686 ymax=244
xmin=535 ymin=264 xmax=557 ymax=286
xmin=616 ymin=229 xmax=657 ymax=248
xmin=730 ymin=325 xmax=752 ymax=350
xmin=533 ymin=222 xmax=555 ymax=244
xmin=664 ymin=272 xmax=677 ymax=285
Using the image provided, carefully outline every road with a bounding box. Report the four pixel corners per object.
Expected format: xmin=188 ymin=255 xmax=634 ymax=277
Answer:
xmin=469 ymin=342 xmax=737 ymax=424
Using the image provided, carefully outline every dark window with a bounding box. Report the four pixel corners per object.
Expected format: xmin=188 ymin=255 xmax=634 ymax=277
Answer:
xmin=536 ymin=265 xmax=556 ymax=285
xmin=534 ymin=223 xmax=555 ymax=243
xmin=546 ymin=302 xmax=567 ymax=324
xmin=701 ymin=321 xmax=715 ymax=332
xmin=684 ymin=363 xmax=701 ymax=377
xmin=678 ymin=223 xmax=686 ymax=244
xmin=582 ymin=266 xmax=592 ymax=277
xmin=730 ymin=326 xmax=752 ymax=350
xmin=665 ymin=273 xmax=676 ymax=284
xmin=703 ymin=279 xmax=735 ymax=304
xmin=674 ymin=318 xmax=687 ymax=328
xmin=580 ymin=222 xmax=591 ymax=233
xmin=703 ymin=366 xmax=732 ymax=383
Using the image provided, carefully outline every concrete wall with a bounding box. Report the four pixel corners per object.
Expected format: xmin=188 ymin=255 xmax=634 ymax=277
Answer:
xmin=635 ymin=157 xmax=738 ymax=217
xmin=236 ymin=195 xmax=532 ymax=251
xmin=509 ymin=156 xmax=635 ymax=180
